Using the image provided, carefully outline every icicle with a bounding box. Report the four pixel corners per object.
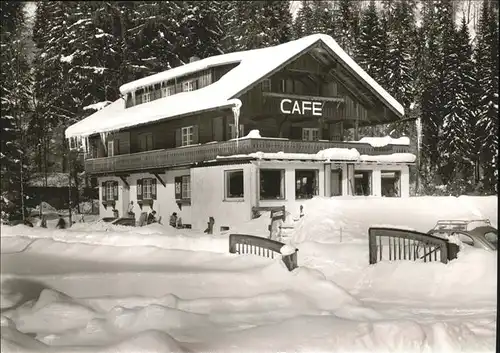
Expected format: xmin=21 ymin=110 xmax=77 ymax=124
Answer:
xmin=100 ymin=132 xmax=109 ymax=152
xmin=229 ymin=99 xmax=242 ymax=150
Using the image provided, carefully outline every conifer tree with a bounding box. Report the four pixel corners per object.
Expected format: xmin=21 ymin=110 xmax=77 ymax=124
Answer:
xmin=438 ymin=18 xmax=475 ymax=190
xmin=333 ymin=0 xmax=360 ymax=55
xmin=309 ymin=1 xmax=335 ymax=38
xmin=293 ymin=1 xmax=314 ymax=39
xmin=227 ymin=1 xmax=292 ymax=51
xmin=474 ymin=0 xmax=499 ymax=192
xmin=355 ymin=0 xmax=386 ymax=81
xmin=1 ymin=1 xmax=32 ymax=221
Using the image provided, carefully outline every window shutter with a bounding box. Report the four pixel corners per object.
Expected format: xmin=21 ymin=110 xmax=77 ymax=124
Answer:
xmin=175 ymin=128 xmax=181 ymax=147
xmin=101 ymin=182 xmax=106 ymax=200
xmin=193 ymin=125 xmax=199 ymax=144
xmin=239 ymin=124 xmax=245 ymax=138
xmin=152 ymin=179 xmax=157 ymax=200
xmin=175 ymin=83 xmax=182 ymax=93
xmin=174 ymin=176 xmax=182 ymax=199
xmin=113 ymin=181 xmax=119 ymax=200
xmin=137 ymin=179 xmax=143 ymax=200
xmin=114 ymin=139 xmax=120 ymax=155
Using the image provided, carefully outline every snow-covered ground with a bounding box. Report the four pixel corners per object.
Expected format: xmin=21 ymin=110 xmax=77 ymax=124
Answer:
xmin=1 ymin=196 xmax=497 ymax=353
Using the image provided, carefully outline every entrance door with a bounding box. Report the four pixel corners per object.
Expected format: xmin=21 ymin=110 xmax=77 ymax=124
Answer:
xmin=331 ymin=169 xmax=342 ymax=196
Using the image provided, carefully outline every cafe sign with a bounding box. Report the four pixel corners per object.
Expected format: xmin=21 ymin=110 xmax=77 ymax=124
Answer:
xmin=280 ymin=99 xmax=323 ymax=116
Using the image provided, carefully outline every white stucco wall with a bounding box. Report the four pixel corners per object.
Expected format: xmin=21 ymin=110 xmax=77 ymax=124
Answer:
xmin=127 ymin=170 xmax=192 ymax=225
xmin=191 ymin=163 xmax=256 ymax=231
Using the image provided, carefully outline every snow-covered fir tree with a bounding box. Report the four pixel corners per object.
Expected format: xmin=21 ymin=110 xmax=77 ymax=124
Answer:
xmin=418 ymin=0 xmax=455 ymax=183
xmin=1 ymin=1 xmax=31 ymax=221
xmin=332 ymin=0 xmax=360 ymax=56
xmin=309 ymin=1 xmax=335 ymax=38
xmin=385 ymin=0 xmax=417 ymax=110
xmin=473 ymin=0 xmax=499 ymax=192
xmin=293 ymin=1 xmax=315 ymax=39
xmin=177 ymin=1 xmax=224 ymax=61
xmin=355 ymin=0 xmax=386 ymax=85
xmin=438 ymin=17 xmax=476 ymax=192
xmin=226 ymin=1 xmax=292 ymax=51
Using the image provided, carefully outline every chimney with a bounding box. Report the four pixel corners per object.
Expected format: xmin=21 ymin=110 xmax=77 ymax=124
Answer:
xmin=189 ymin=56 xmax=200 ymax=63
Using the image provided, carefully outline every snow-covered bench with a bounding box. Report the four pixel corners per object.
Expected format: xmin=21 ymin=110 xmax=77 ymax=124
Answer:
xmin=229 ymin=233 xmax=298 ymax=271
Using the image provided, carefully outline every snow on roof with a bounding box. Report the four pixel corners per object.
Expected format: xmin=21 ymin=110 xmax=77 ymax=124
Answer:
xmin=217 ymin=149 xmax=416 ymax=164
xmin=66 ymin=34 xmax=404 ymax=139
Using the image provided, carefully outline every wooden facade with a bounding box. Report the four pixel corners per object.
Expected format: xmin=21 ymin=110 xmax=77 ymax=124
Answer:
xmin=85 ymin=42 xmax=407 ymax=175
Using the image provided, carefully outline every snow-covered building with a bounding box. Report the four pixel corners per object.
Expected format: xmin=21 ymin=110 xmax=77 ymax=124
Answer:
xmin=65 ymin=34 xmax=415 ymax=230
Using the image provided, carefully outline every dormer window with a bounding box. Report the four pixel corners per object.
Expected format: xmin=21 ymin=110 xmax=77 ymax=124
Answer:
xmin=182 ymin=80 xmax=195 ymax=92
xmin=162 ymin=85 xmax=175 ymax=97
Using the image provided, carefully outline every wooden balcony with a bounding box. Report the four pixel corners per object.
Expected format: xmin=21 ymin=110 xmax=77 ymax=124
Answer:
xmin=85 ymin=138 xmax=411 ymax=175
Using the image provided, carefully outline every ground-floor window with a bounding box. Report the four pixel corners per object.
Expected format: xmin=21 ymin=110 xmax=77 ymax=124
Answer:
xmin=260 ymin=169 xmax=285 ymax=200
xmin=381 ymin=171 xmax=401 ymax=197
xmin=137 ymin=178 xmax=157 ymax=200
xmin=331 ymin=168 xmax=342 ymax=196
xmin=354 ymin=170 xmax=372 ymax=196
xmin=225 ymin=170 xmax=244 ymax=199
xmin=295 ymin=170 xmax=318 ymax=199
xmin=175 ymin=175 xmax=191 ymax=200
xmin=102 ymin=180 xmax=118 ymax=201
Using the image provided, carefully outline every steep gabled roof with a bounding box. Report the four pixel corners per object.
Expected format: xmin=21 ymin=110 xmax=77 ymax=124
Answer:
xmin=66 ymin=34 xmax=404 ymax=139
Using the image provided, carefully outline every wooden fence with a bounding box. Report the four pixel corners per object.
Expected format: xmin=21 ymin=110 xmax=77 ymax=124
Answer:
xmin=368 ymin=227 xmax=460 ymax=265
xmin=229 ymin=234 xmax=298 ymax=271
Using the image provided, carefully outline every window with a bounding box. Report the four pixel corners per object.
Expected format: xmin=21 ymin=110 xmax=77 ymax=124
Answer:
xmin=107 ymin=140 xmax=114 ymax=157
xmin=137 ymin=178 xmax=157 ymax=201
xmin=381 ymin=171 xmax=401 ymax=197
xmin=260 ymin=169 xmax=285 ymax=200
xmin=139 ymin=132 xmax=154 ymax=151
xmin=181 ymin=126 xmax=194 ymax=146
xmin=174 ymin=175 xmax=191 ymax=200
xmin=354 ymin=170 xmax=372 ymax=196
xmin=302 ymin=128 xmax=319 ymax=141
xmin=182 ymin=80 xmax=195 ymax=92
xmin=163 ymin=85 xmax=175 ymax=97
xmin=229 ymin=124 xmax=245 ymax=139
xmin=261 ymin=79 xmax=271 ymax=92
xmin=331 ymin=168 xmax=342 ymax=196
xmin=143 ymin=178 xmax=153 ymax=200
xmin=102 ymin=180 xmax=118 ymax=201
xmin=295 ymin=170 xmax=318 ymax=199
xmin=225 ymin=170 xmax=244 ymax=199
xmin=142 ymin=92 xmax=151 ymax=103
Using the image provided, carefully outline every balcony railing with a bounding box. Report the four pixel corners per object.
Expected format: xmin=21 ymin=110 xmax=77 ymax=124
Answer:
xmin=85 ymin=138 xmax=411 ymax=174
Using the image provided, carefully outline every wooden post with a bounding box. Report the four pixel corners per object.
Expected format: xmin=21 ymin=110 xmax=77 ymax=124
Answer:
xmin=354 ymin=119 xmax=359 ymax=141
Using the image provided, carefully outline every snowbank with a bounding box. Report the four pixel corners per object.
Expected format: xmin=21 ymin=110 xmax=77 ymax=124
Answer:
xmin=0 ymin=195 xmax=496 ymax=352
xmin=353 ymin=136 xmax=411 ymax=147
xmin=292 ymin=195 xmax=498 ymax=244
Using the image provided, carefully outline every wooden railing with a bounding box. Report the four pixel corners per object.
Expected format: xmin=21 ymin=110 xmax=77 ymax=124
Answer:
xmin=229 ymin=233 xmax=298 ymax=271
xmin=85 ymin=138 xmax=411 ymax=174
xmin=368 ymin=227 xmax=460 ymax=265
